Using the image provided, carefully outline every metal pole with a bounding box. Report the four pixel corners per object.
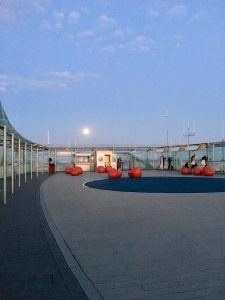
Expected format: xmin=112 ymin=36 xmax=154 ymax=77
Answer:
xmin=18 ymin=138 xmax=21 ymax=188
xmin=54 ymin=148 xmax=57 ymax=172
xmin=3 ymin=126 xmax=7 ymax=205
xmin=30 ymin=144 xmax=33 ymax=180
xmin=36 ymin=146 xmax=39 ymax=177
xmin=42 ymin=148 xmax=44 ymax=175
xmin=24 ymin=142 xmax=27 ymax=183
xmin=11 ymin=133 xmax=14 ymax=194
xmin=165 ymin=111 xmax=169 ymax=147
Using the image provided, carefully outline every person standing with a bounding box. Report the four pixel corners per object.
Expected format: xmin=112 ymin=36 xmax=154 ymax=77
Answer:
xmin=168 ymin=156 xmax=172 ymax=170
xmin=201 ymin=155 xmax=207 ymax=167
xmin=48 ymin=157 xmax=55 ymax=173
xmin=190 ymin=154 xmax=197 ymax=169
xmin=117 ymin=157 xmax=122 ymax=170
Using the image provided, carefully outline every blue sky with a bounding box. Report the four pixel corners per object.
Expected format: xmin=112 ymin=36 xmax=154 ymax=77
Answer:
xmin=0 ymin=0 xmax=224 ymax=146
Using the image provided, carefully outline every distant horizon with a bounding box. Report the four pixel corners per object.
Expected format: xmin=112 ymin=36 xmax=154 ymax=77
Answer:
xmin=1 ymin=99 xmax=224 ymax=148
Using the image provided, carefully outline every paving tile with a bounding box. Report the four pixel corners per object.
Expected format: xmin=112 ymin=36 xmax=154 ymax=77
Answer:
xmin=42 ymin=171 xmax=225 ymax=299
xmin=0 ymin=175 xmax=87 ymax=299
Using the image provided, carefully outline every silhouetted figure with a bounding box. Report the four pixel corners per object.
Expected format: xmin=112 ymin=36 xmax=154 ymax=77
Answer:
xmin=201 ymin=155 xmax=207 ymax=167
xmin=191 ymin=154 xmax=197 ymax=169
xmin=117 ymin=157 xmax=122 ymax=170
xmin=168 ymin=156 xmax=172 ymax=170
xmin=48 ymin=158 xmax=55 ymax=174
xmin=184 ymin=162 xmax=189 ymax=168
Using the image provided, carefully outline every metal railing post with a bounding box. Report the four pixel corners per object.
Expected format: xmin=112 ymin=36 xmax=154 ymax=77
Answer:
xmin=30 ymin=144 xmax=33 ymax=180
xmin=3 ymin=126 xmax=7 ymax=204
xmin=11 ymin=133 xmax=14 ymax=194
xmin=36 ymin=146 xmax=39 ymax=177
xmin=18 ymin=138 xmax=21 ymax=188
xmin=54 ymin=148 xmax=57 ymax=172
xmin=24 ymin=142 xmax=27 ymax=183
xmin=42 ymin=148 xmax=44 ymax=175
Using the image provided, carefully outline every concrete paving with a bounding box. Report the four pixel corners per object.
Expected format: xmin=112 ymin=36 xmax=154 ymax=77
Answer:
xmin=0 ymin=175 xmax=88 ymax=300
xmin=41 ymin=171 xmax=225 ymax=300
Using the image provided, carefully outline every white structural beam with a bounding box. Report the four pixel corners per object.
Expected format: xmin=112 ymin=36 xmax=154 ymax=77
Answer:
xmin=24 ymin=142 xmax=27 ymax=183
xmin=30 ymin=144 xmax=33 ymax=180
xmin=3 ymin=126 xmax=7 ymax=204
xmin=11 ymin=133 xmax=14 ymax=194
xmin=18 ymin=139 xmax=21 ymax=187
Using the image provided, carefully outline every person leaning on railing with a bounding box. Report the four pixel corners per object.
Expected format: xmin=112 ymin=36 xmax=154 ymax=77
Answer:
xmin=48 ymin=158 xmax=56 ymax=174
xmin=201 ymin=155 xmax=207 ymax=167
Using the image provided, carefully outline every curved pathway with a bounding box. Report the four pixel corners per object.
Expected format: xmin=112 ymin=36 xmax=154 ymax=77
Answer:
xmin=41 ymin=171 xmax=225 ymax=300
xmin=0 ymin=174 xmax=87 ymax=299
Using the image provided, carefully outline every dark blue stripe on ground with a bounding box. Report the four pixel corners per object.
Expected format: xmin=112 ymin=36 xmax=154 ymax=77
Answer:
xmin=0 ymin=175 xmax=88 ymax=300
xmin=85 ymin=176 xmax=225 ymax=193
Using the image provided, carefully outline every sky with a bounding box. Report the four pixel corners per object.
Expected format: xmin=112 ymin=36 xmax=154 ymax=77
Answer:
xmin=0 ymin=0 xmax=225 ymax=147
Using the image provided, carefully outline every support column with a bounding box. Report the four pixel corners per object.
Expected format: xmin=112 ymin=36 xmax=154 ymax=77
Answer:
xmin=36 ymin=146 xmax=39 ymax=177
xmin=54 ymin=148 xmax=57 ymax=172
xmin=18 ymin=138 xmax=21 ymax=188
xmin=24 ymin=142 xmax=27 ymax=183
xmin=30 ymin=144 xmax=33 ymax=180
xmin=42 ymin=148 xmax=44 ymax=175
xmin=11 ymin=133 xmax=14 ymax=194
xmin=3 ymin=126 xmax=7 ymax=205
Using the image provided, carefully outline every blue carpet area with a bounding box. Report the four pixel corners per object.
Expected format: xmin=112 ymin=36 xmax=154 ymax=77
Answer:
xmin=85 ymin=176 xmax=225 ymax=193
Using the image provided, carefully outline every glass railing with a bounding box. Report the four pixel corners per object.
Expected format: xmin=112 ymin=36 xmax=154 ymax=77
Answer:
xmin=1 ymin=144 xmax=225 ymax=179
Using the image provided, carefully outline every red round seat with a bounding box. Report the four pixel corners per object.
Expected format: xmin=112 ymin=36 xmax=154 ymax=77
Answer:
xmin=128 ymin=168 xmax=142 ymax=178
xmin=193 ymin=167 xmax=202 ymax=176
xmin=180 ymin=166 xmax=191 ymax=175
xmin=202 ymin=166 xmax=214 ymax=176
xmin=70 ymin=168 xmax=80 ymax=176
xmin=74 ymin=166 xmax=83 ymax=174
xmin=108 ymin=168 xmax=123 ymax=179
xmin=97 ymin=166 xmax=105 ymax=173
xmin=117 ymin=170 xmax=122 ymax=178
xmin=105 ymin=165 xmax=113 ymax=173
xmin=65 ymin=166 xmax=73 ymax=174
xmin=128 ymin=169 xmax=134 ymax=178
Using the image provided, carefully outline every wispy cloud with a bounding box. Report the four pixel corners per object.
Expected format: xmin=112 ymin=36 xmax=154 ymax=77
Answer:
xmin=53 ymin=11 xmax=64 ymax=20
xmin=69 ymin=10 xmax=80 ymax=23
xmin=0 ymin=74 xmax=67 ymax=91
xmin=0 ymin=75 xmax=9 ymax=91
xmin=0 ymin=71 xmax=97 ymax=92
xmin=52 ymin=11 xmax=64 ymax=29
xmin=31 ymin=1 xmax=46 ymax=13
xmin=113 ymin=30 xmax=125 ymax=38
xmin=102 ymin=34 xmax=155 ymax=54
xmin=48 ymin=71 xmax=83 ymax=81
xmin=0 ymin=1 xmax=48 ymax=24
xmin=174 ymin=34 xmax=183 ymax=48
xmin=167 ymin=5 xmax=187 ymax=17
xmin=148 ymin=7 xmax=159 ymax=17
xmin=55 ymin=23 xmax=63 ymax=30
xmin=42 ymin=10 xmax=81 ymax=31
xmin=0 ymin=6 xmax=17 ymax=24
xmin=77 ymin=30 xmax=95 ymax=38
xmin=99 ymin=14 xmax=116 ymax=26
xmin=26 ymin=79 xmax=67 ymax=90
xmin=192 ymin=12 xmax=203 ymax=21
xmin=102 ymin=45 xmax=116 ymax=53
xmin=41 ymin=20 xmax=52 ymax=30
xmin=134 ymin=35 xmax=147 ymax=43
xmin=128 ymin=35 xmax=155 ymax=53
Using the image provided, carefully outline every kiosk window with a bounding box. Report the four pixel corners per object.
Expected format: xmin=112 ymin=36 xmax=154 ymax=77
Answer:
xmin=76 ymin=156 xmax=90 ymax=163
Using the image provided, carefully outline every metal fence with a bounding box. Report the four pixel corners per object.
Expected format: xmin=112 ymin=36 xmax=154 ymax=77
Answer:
xmin=1 ymin=120 xmax=225 ymax=205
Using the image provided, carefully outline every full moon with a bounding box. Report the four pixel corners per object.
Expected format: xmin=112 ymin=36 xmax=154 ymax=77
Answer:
xmin=82 ymin=128 xmax=90 ymax=135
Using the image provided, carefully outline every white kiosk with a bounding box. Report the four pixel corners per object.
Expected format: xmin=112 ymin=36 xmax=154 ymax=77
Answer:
xmin=95 ymin=150 xmax=117 ymax=170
